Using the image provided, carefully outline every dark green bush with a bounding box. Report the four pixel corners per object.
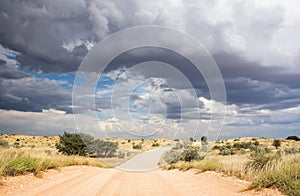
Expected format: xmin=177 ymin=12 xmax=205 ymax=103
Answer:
xmin=4 ymin=157 xmax=39 ymax=176
xmin=286 ymin=136 xmax=300 ymax=141
xmin=56 ymin=132 xmax=91 ymax=156
xmin=152 ymin=142 xmax=160 ymax=147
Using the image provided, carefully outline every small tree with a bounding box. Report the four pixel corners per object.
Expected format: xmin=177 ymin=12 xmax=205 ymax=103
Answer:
xmin=56 ymin=132 xmax=91 ymax=156
xmin=273 ymin=139 xmax=281 ymax=149
xmin=201 ymin=136 xmax=208 ymax=145
xmin=181 ymin=146 xmax=200 ymax=163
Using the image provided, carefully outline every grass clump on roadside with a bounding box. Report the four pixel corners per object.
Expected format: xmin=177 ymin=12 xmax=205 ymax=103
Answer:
xmin=247 ymin=155 xmax=300 ymax=196
xmin=0 ymin=148 xmax=110 ymax=178
xmin=162 ymin=158 xmax=223 ymax=172
xmin=3 ymin=156 xmax=57 ymax=176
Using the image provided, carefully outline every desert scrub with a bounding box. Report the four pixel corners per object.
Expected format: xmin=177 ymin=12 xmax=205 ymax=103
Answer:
xmin=247 ymin=154 xmax=300 ymax=196
xmin=245 ymin=152 xmax=281 ymax=173
xmin=4 ymin=157 xmax=43 ymax=176
xmin=162 ymin=159 xmax=222 ymax=172
xmin=193 ymin=159 xmax=223 ymax=172
xmin=0 ymin=148 xmax=110 ymax=177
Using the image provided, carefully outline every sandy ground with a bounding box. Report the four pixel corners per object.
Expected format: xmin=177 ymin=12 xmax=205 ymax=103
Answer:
xmin=0 ymin=166 xmax=283 ymax=196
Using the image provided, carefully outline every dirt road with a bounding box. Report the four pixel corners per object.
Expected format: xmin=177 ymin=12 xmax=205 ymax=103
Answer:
xmin=0 ymin=166 xmax=282 ymax=196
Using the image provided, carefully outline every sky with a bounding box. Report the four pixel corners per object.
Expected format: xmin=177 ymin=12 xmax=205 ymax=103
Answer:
xmin=0 ymin=0 xmax=300 ymax=139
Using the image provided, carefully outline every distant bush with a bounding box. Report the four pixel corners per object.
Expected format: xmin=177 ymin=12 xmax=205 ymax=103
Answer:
xmin=284 ymin=148 xmax=300 ymax=154
xmin=252 ymin=146 xmax=272 ymax=154
xmin=13 ymin=142 xmax=20 ymax=148
xmin=92 ymin=139 xmax=118 ymax=158
xmin=220 ymin=146 xmax=234 ymax=156
xmin=286 ymin=136 xmax=300 ymax=141
xmin=200 ymin=136 xmax=208 ymax=145
xmin=118 ymin=152 xmax=125 ymax=159
xmin=0 ymin=138 xmax=8 ymax=147
xmin=273 ymin=139 xmax=281 ymax=149
xmin=132 ymin=143 xmax=143 ymax=149
xmin=152 ymin=142 xmax=160 ymax=147
xmin=173 ymin=142 xmax=183 ymax=150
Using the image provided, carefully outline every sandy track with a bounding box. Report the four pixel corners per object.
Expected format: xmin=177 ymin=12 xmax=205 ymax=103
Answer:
xmin=0 ymin=166 xmax=282 ymax=196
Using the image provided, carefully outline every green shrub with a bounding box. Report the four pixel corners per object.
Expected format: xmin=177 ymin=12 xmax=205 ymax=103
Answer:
xmin=180 ymin=146 xmax=201 ymax=162
xmin=245 ymin=153 xmax=281 ymax=172
xmin=195 ymin=159 xmax=223 ymax=172
xmin=4 ymin=157 xmax=39 ymax=176
xmin=164 ymin=150 xmax=180 ymax=164
xmin=249 ymin=172 xmax=300 ymax=196
xmin=252 ymin=146 xmax=272 ymax=154
xmin=218 ymin=145 xmax=235 ymax=156
xmin=56 ymin=132 xmax=91 ymax=156
xmin=220 ymin=147 xmax=234 ymax=156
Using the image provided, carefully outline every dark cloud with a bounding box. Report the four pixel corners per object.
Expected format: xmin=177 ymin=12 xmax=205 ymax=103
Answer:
xmin=215 ymin=52 xmax=300 ymax=89
xmin=0 ymin=77 xmax=72 ymax=113
xmin=0 ymin=0 xmax=91 ymax=73
xmin=0 ymin=59 xmax=29 ymax=79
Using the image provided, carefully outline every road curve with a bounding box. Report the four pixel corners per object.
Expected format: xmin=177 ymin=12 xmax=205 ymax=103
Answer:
xmin=116 ymin=146 xmax=172 ymax=172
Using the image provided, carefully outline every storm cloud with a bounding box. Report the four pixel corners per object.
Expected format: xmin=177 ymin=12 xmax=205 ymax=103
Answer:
xmin=0 ymin=0 xmax=300 ymax=138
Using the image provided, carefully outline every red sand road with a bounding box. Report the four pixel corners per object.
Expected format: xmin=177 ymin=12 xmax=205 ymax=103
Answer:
xmin=0 ymin=166 xmax=283 ymax=196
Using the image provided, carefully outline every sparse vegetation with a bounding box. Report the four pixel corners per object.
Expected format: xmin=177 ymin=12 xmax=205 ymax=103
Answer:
xmin=162 ymin=137 xmax=300 ymax=195
xmin=247 ymin=155 xmax=300 ymax=196
xmin=0 ymin=148 xmax=109 ymax=177
xmin=1 ymin=134 xmax=300 ymax=195
xmin=132 ymin=142 xmax=143 ymax=149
